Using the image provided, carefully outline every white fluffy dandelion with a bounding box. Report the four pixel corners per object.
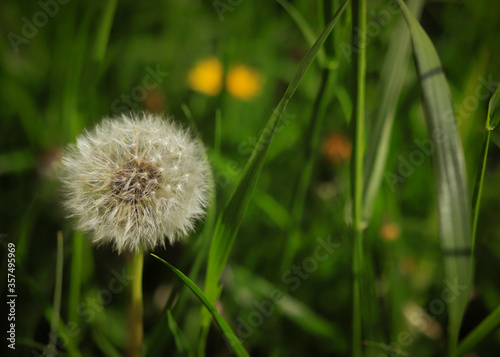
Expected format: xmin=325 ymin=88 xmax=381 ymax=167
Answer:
xmin=60 ymin=112 xmax=212 ymax=253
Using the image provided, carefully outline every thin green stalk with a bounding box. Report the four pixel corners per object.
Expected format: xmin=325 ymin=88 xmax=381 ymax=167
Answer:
xmin=472 ymin=84 xmax=500 ymax=255
xmin=47 ymin=232 xmax=64 ymax=357
xmin=276 ymin=0 xmax=327 ymax=67
xmin=198 ymin=324 xmax=209 ymax=357
xmin=93 ymin=0 xmax=117 ymax=65
xmin=22 ymin=270 xmax=80 ymax=356
xmin=93 ymin=330 xmax=123 ymax=357
xmin=471 ymin=130 xmax=490 ymax=256
xmin=351 ymin=0 xmax=366 ymax=356
xmin=455 ymin=305 xmax=500 ymax=356
xmin=128 ymin=252 xmax=144 ymax=357
xmin=68 ymin=232 xmax=83 ymax=325
xmin=352 ymin=230 xmax=364 ymax=357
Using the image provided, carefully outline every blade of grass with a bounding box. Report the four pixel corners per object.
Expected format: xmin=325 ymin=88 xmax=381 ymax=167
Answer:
xmin=486 ymin=84 xmax=500 ymax=131
xmin=47 ymin=231 xmax=64 ymax=357
xmin=61 ymin=7 xmax=92 ymax=141
xmin=92 ymin=330 xmax=122 ymax=357
xmin=17 ymin=338 xmax=55 ymax=355
xmin=81 ymin=0 xmax=117 ymax=110
xmin=204 ymin=0 xmax=350 ymax=314
xmin=471 ymin=84 xmax=500 ymax=255
xmin=167 ymin=310 xmax=195 ymax=357
xmin=68 ymin=232 xmax=83 ymax=325
xmin=0 ymin=150 xmax=36 ymax=175
xmin=253 ymin=190 xmax=290 ymax=229
xmin=363 ymin=341 xmax=412 ymax=356
xmin=13 ymin=193 xmax=39 ymax=265
xmin=92 ymin=0 xmax=117 ymax=66
xmin=363 ymin=0 xmax=425 ymax=221
xmin=361 ymin=1 xmax=425 ymax=347
xmin=350 ymin=0 xmax=366 ymax=355
xmin=42 ymin=309 xmax=81 ymax=357
xmin=455 ymin=305 xmax=500 ymax=356
xmin=229 ymin=266 xmax=346 ymax=348
xmin=471 ymin=131 xmax=490 ymax=255
xmin=151 ymin=254 xmax=250 ymax=357
xmin=276 ymin=0 xmax=327 ymax=67
xmin=457 ymin=85 xmax=500 ymax=356
xmin=20 ymin=270 xmax=80 ymax=356
xmin=395 ymin=1 xmax=472 ymax=355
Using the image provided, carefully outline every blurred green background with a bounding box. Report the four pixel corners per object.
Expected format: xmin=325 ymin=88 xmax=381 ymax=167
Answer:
xmin=1 ymin=0 xmax=500 ymax=356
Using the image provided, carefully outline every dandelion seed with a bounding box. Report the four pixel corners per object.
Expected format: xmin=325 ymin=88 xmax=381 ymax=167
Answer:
xmin=60 ymin=112 xmax=212 ymax=253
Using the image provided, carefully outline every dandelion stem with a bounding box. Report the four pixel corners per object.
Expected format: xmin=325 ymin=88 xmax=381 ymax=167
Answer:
xmin=128 ymin=251 xmax=144 ymax=357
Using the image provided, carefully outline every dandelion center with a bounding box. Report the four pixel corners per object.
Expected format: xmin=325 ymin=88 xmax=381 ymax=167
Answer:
xmin=111 ymin=158 xmax=162 ymax=203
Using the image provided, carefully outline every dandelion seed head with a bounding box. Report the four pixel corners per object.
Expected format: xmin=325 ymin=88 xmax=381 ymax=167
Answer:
xmin=60 ymin=112 xmax=212 ymax=253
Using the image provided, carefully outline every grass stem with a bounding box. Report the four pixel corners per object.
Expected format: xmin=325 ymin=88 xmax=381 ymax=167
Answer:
xmin=351 ymin=0 xmax=366 ymax=355
xmin=455 ymin=304 xmax=500 ymax=356
xmin=471 ymin=130 xmax=491 ymax=257
xmin=47 ymin=231 xmax=64 ymax=357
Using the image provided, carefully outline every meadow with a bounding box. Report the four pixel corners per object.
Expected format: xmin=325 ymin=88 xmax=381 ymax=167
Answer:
xmin=1 ymin=0 xmax=500 ymax=356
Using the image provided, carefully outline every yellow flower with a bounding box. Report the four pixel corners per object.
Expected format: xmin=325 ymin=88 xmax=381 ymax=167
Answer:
xmin=226 ymin=64 xmax=263 ymax=100
xmin=187 ymin=57 xmax=223 ymax=96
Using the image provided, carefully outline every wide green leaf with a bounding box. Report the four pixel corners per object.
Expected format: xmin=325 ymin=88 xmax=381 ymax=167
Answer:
xmin=151 ymin=254 xmax=250 ymax=357
xmin=395 ymin=0 xmax=472 ymax=354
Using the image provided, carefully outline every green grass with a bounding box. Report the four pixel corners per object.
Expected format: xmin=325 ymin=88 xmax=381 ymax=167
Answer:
xmin=2 ymin=0 xmax=500 ymax=356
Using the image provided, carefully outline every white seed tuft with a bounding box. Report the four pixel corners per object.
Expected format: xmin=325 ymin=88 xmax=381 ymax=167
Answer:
xmin=60 ymin=112 xmax=212 ymax=253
